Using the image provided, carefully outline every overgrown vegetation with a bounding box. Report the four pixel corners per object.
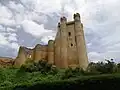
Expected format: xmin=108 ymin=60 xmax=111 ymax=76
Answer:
xmin=1 ymin=59 xmax=120 ymax=89
xmin=12 ymin=74 xmax=120 ymax=90
xmin=20 ymin=60 xmax=58 ymax=75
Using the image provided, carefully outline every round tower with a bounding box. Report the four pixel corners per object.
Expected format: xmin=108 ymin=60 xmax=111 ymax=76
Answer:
xmin=60 ymin=16 xmax=68 ymax=68
xmin=74 ymin=13 xmax=88 ymax=70
xmin=34 ymin=44 xmax=42 ymax=62
xmin=54 ymin=22 xmax=61 ymax=68
xmin=48 ymin=40 xmax=54 ymax=64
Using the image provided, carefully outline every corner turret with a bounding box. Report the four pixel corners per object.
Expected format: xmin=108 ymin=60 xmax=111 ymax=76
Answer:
xmin=59 ymin=16 xmax=68 ymax=68
xmin=74 ymin=13 xmax=88 ymax=70
xmin=48 ymin=40 xmax=54 ymax=64
xmin=74 ymin=13 xmax=81 ymax=21
xmin=60 ymin=16 xmax=67 ymax=23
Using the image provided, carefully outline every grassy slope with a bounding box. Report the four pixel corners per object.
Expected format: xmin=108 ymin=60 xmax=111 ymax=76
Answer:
xmin=1 ymin=73 xmax=120 ymax=90
xmin=1 ymin=66 xmax=120 ymax=90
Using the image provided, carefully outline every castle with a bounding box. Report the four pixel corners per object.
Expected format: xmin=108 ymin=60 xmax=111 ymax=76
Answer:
xmin=14 ymin=13 xmax=89 ymax=70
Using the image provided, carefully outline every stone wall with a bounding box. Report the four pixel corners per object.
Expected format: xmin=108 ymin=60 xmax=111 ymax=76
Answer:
xmin=48 ymin=40 xmax=54 ymax=64
xmin=14 ymin=46 xmax=26 ymax=67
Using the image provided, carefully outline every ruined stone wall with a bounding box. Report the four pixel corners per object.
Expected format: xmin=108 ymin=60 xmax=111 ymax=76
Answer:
xmin=40 ymin=45 xmax=48 ymax=60
xmin=14 ymin=46 xmax=26 ymax=67
xmin=14 ymin=44 xmax=48 ymax=66
xmin=33 ymin=44 xmax=48 ymax=62
xmin=34 ymin=44 xmax=43 ymax=62
xmin=48 ymin=40 xmax=54 ymax=64
xmin=24 ymin=47 xmax=34 ymax=61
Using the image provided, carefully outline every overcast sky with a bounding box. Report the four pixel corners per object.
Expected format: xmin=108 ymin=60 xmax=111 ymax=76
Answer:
xmin=0 ymin=0 xmax=120 ymax=62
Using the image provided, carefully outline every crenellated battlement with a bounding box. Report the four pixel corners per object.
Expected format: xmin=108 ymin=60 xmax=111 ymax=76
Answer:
xmin=60 ymin=16 xmax=67 ymax=23
xmin=74 ymin=13 xmax=81 ymax=21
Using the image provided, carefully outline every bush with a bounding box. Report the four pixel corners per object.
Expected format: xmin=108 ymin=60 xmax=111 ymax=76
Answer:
xmin=61 ymin=67 xmax=85 ymax=79
xmin=0 ymin=81 xmax=12 ymax=87
xmin=20 ymin=60 xmax=58 ymax=75
xmin=87 ymin=59 xmax=117 ymax=74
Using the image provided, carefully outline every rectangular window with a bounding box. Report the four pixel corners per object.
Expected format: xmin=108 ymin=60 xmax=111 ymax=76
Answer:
xmin=68 ymin=32 xmax=71 ymax=36
xmin=71 ymin=43 xmax=73 ymax=46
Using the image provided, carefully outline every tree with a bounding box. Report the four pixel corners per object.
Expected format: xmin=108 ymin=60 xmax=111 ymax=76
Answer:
xmin=87 ymin=59 xmax=117 ymax=74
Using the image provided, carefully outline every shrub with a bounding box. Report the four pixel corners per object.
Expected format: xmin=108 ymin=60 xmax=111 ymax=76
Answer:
xmin=61 ymin=67 xmax=85 ymax=79
xmin=13 ymin=74 xmax=120 ymax=90
xmin=0 ymin=81 xmax=12 ymax=87
xmin=19 ymin=60 xmax=58 ymax=75
xmin=87 ymin=59 xmax=117 ymax=74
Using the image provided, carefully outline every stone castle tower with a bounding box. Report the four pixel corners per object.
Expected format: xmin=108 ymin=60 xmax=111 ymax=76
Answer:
xmin=14 ymin=13 xmax=89 ymax=70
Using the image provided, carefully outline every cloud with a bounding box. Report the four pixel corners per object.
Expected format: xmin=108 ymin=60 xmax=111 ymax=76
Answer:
xmin=7 ymin=33 xmax=17 ymax=42
xmin=21 ymin=20 xmax=51 ymax=37
xmin=21 ymin=20 xmax=56 ymax=45
xmin=0 ymin=4 xmax=12 ymax=18
xmin=88 ymin=52 xmax=103 ymax=62
xmin=0 ymin=34 xmax=9 ymax=46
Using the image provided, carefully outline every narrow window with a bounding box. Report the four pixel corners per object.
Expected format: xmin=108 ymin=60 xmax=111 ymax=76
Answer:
xmin=29 ymin=55 xmax=31 ymax=58
xmin=71 ymin=43 xmax=73 ymax=46
xmin=68 ymin=32 xmax=71 ymax=36
xmin=75 ymin=36 xmax=77 ymax=42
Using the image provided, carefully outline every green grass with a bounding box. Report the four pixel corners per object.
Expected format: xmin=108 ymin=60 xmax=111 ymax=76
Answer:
xmin=0 ymin=67 xmax=64 ymax=88
xmin=4 ymin=73 xmax=120 ymax=90
xmin=0 ymin=67 xmax=120 ymax=90
xmin=1 ymin=63 xmax=120 ymax=90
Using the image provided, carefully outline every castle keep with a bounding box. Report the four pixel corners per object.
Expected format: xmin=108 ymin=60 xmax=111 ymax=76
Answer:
xmin=14 ymin=13 xmax=89 ymax=69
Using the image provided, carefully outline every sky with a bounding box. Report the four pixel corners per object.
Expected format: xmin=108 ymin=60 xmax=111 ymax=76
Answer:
xmin=0 ymin=0 xmax=120 ymax=62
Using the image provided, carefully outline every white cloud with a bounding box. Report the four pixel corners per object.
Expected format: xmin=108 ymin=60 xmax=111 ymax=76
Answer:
xmin=0 ymin=18 xmax=16 ymax=27
xmin=40 ymin=36 xmax=55 ymax=45
xmin=7 ymin=27 xmax=15 ymax=32
xmin=10 ymin=42 xmax=19 ymax=49
xmin=0 ymin=34 xmax=9 ymax=46
xmin=88 ymin=52 xmax=103 ymax=62
xmin=21 ymin=20 xmax=53 ymax=37
xmin=0 ymin=31 xmax=18 ymax=49
xmin=0 ymin=4 xmax=12 ymax=19
xmin=8 ymin=1 xmax=24 ymax=12
xmin=7 ymin=33 xmax=17 ymax=42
